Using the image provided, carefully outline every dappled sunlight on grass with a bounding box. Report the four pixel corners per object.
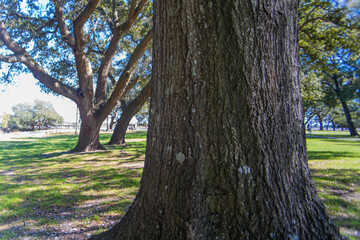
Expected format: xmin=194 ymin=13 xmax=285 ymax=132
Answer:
xmin=0 ymin=132 xmax=146 ymax=239
xmin=307 ymin=133 xmax=360 ymax=239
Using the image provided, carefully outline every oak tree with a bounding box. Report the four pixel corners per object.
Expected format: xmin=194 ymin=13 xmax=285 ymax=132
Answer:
xmin=91 ymin=0 xmax=341 ymax=239
xmin=0 ymin=0 xmax=152 ymax=151
xmin=107 ymin=80 xmax=150 ymax=145
xmin=299 ymin=0 xmax=360 ymax=136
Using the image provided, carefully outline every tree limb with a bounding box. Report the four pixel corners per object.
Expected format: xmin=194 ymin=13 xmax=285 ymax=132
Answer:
xmin=97 ymin=29 xmax=153 ymax=120
xmin=71 ymin=0 xmax=101 ymax=98
xmin=52 ymin=0 xmax=75 ymax=49
xmin=0 ymin=54 xmax=25 ymax=63
xmin=124 ymin=76 xmax=141 ymax=95
xmin=0 ymin=20 xmax=79 ymax=102
xmin=128 ymin=0 xmax=137 ymax=19
xmin=73 ymin=0 xmax=101 ymax=30
xmin=95 ymin=0 xmax=149 ymax=105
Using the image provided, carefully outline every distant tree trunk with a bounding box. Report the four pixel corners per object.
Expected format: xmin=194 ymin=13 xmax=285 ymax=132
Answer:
xmin=318 ymin=117 xmax=324 ymax=130
xmin=90 ymin=0 xmax=341 ymax=239
xmin=333 ymin=76 xmax=359 ymax=136
xmin=107 ymin=82 xmax=151 ymax=145
xmin=340 ymin=100 xmax=358 ymax=136
xmin=108 ymin=113 xmax=117 ymax=131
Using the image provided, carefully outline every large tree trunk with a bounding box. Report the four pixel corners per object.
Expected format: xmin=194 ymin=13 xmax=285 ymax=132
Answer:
xmin=71 ymin=117 xmax=105 ymax=152
xmin=107 ymin=82 xmax=151 ymax=145
xmin=90 ymin=1 xmax=341 ymax=239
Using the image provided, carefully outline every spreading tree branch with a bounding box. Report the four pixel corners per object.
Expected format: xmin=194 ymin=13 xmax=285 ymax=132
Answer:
xmin=95 ymin=0 xmax=149 ymax=105
xmin=70 ymin=0 xmax=101 ymax=97
xmin=0 ymin=20 xmax=78 ymax=102
xmin=97 ymin=29 xmax=152 ymax=120
xmin=0 ymin=54 xmax=24 ymax=63
xmin=52 ymin=0 xmax=75 ymax=49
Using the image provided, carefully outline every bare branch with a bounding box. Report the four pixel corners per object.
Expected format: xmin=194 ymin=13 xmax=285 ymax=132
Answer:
xmin=108 ymin=72 xmax=117 ymax=86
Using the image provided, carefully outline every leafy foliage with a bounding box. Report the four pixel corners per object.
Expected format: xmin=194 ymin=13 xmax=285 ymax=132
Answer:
xmin=299 ymin=0 xmax=360 ymax=134
xmin=9 ymin=100 xmax=63 ymax=130
xmin=0 ymin=0 xmax=153 ymax=151
xmin=0 ymin=0 xmax=152 ymax=87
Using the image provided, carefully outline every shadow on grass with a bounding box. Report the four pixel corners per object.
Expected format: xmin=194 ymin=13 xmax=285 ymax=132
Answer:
xmin=311 ymin=168 xmax=360 ymax=233
xmin=308 ymin=151 xmax=358 ymax=160
xmin=0 ymin=133 xmax=146 ymax=239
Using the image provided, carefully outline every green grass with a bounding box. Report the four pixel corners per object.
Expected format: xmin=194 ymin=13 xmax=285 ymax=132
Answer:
xmin=307 ymin=130 xmax=360 ymax=139
xmin=0 ymin=130 xmax=358 ymax=239
xmin=307 ymin=131 xmax=360 ymax=239
xmin=0 ymin=131 xmax=147 ymax=239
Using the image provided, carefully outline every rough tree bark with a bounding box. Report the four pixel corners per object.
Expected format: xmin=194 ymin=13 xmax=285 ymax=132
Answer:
xmin=90 ymin=0 xmax=341 ymax=239
xmin=107 ymin=82 xmax=151 ymax=145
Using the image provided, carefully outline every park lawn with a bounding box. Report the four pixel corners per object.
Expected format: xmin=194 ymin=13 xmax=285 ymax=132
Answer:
xmin=0 ymin=130 xmax=358 ymax=239
xmin=0 ymin=131 xmax=146 ymax=239
xmin=307 ymin=131 xmax=360 ymax=239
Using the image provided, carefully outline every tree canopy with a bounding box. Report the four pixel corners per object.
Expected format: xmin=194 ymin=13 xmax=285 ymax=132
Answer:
xmin=0 ymin=0 xmax=153 ymax=151
xmin=8 ymin=99 xmax=63 ymax=130
xmin=299 ymin=0 xmax=360 ymax=135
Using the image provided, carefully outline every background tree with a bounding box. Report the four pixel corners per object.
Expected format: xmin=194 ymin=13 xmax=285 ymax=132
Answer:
xmin=301 ymin=71 xmax=324 ymax=128
xmin=134 ymin=99 xmax=149 ymax=126
xmin=107 ymin=80 xmax=150 ymax=145
xmin=0 ymin=0 xmax=152 ymax=151
xmin=33 ymin=99 xmax=64 ymax=129
xmin=0 ymin=113 xmax=11 ymax=130
xmin=299 ymin=0 xmax=360 ymax=135
xmin=9 ymin=100 xmax=63 ymax=130
xmin=106 ymin=47 xmax=152 ymax=143
xmin=91 ymin=0 xmax=340 ymax=239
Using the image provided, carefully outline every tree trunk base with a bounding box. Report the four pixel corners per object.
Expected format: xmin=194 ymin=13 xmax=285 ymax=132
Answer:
xmin=106 ymin=139 xmax=127 ymax=146
xmin=70 ymin=144 xmax=107 ymax=153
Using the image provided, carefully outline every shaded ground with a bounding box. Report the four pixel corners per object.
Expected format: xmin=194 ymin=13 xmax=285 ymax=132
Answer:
xmin=0 ymin=134 xmax=146 ymax=239
xmin=1 ymin=132 xmax=359 ymax=239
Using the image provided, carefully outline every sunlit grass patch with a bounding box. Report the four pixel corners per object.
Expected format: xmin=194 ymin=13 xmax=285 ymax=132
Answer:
xmin=0 ymin=131 xmax=146 ymax=239
xmin=307 ymin=131 xmax=360 ymax=239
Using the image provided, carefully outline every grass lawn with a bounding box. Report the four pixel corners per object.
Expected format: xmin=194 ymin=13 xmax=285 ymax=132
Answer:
xmin=0 ymin=131 xmax=146 ymax=239
xmin=307 ymin=131 xmax=360 ymax=239
xmin=0 ymin=130 xmax=358 ymax=239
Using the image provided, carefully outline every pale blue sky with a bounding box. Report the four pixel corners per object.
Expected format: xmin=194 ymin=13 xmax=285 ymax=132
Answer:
xmin=0 ymin=73 xmax=77 ymax=123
